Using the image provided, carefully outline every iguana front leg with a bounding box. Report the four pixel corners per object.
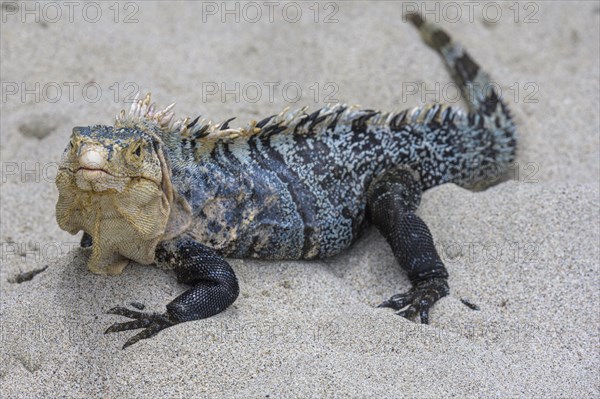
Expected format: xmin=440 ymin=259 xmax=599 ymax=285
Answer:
xmin=105 ymin=235 xmax=239 ymax=349
xmin=367 ymin=168 xmax=449 ymax=324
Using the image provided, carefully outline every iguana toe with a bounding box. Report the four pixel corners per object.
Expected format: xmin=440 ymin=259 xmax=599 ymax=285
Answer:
xmin=105 ymin=306 xmax=177 ymax=349
xmin=379 ymin=277 xmax=449 ymax=324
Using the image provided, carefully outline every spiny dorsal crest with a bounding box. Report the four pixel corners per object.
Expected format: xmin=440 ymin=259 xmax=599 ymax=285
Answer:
xmin=114 ymin=92 xmax=249 ymax=140
xmin=115 ymin=92 xmax=176 ymax=130
xmin=112 ymin=93 xmax=356 ymax=143
xmin=114 ymin=93 xmax=465 ymax=146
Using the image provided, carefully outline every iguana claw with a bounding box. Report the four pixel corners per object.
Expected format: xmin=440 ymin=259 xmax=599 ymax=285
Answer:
xmin=105 ymin=306 xmax=178 ymax=349
xmin=378 ymin=277 xmax=449 ymax=324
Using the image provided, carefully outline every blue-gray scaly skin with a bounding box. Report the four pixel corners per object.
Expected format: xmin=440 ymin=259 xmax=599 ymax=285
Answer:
xmin=58 ymin=14 xmax=517 ymax=348
xmin=175 ymin=100 xmax=514 ymax=261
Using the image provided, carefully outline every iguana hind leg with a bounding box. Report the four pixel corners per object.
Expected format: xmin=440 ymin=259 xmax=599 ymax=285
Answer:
xmin=104 ymin=235 xmax=239 ymax=349
xmin=367 ymin=167 xmax=449 ymax=324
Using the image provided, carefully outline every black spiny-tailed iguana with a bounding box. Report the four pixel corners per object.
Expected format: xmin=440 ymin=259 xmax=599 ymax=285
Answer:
xmin=55 ymin=15 xmax=516 ymax=349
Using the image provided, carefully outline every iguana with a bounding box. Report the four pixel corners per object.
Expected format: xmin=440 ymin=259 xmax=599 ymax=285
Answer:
xmin=55 ymin=14 xmax=516 ymax=349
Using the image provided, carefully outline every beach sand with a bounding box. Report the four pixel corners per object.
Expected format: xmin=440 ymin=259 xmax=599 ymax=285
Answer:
xmin=1 ymin=1 xmax=598 ymax=397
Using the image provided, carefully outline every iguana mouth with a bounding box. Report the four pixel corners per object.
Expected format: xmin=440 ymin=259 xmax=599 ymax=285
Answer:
xmin=63 ymin=166 xmax=161 ymax=187
xmin=77 ymin=167 xmax=113 ymax=182
xmin=77 ymin=166 xmax=113 ymax=174
xmin=60 ymin=166 xmax=130 ymax=179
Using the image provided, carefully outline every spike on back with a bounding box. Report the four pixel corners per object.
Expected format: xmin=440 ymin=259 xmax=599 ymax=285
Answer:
xmin=115 ymin=92 xmax=178 ymax=130
xmin=113 ymin=93 xmax=424 ymax=147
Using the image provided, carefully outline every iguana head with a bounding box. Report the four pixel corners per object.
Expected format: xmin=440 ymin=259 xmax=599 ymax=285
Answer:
xmin=55 ymin=94 xmax=191 ymax=275
xmin=57 ymin=125 xmax=163 ymax=193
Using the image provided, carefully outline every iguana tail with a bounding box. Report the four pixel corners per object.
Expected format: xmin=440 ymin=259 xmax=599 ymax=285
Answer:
xmin=407 ymin=13 xmax=517 ymax=187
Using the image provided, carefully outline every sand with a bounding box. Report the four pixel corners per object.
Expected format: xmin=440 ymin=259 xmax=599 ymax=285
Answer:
xmin=1 ymin=1 xmax=598 ymax=397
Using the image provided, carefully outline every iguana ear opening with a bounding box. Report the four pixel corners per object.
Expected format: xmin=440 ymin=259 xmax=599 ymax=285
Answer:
xmin=153 ymin=139 xmax=193 ymax=241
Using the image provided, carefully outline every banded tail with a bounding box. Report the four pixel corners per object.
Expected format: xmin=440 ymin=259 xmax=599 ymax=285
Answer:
xmin=407 ymin=13 xmax=517 ymax=189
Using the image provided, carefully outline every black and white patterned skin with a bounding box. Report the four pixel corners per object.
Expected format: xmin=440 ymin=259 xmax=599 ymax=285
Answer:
xmin=102 ymin=14 xmax=517 ymax=348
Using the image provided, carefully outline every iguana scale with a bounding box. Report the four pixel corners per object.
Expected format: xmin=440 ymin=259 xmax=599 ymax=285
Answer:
xmin=55 ymin=15 xmax=517 ymax=349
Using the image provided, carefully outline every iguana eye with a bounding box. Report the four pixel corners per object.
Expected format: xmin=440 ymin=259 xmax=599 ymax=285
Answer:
xmin=130 ymin=142 xmax=142 ymax=158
